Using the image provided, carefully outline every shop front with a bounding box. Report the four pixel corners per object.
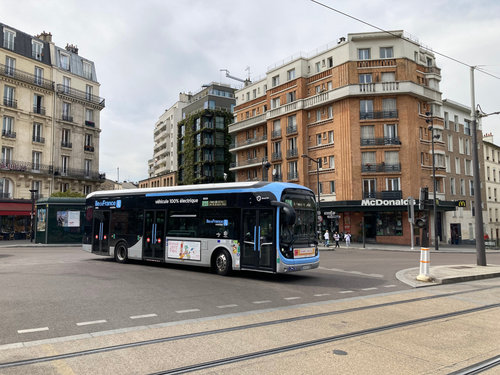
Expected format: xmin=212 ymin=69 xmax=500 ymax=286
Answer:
xmin=320 ymin=198 xmax=456 ymax=246
xmin=0 ymin=199 xmax=32 ymax=240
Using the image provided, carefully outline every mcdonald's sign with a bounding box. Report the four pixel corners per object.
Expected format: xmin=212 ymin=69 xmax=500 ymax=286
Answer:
xmin=456 ymin=200 xmax=466 ymax=207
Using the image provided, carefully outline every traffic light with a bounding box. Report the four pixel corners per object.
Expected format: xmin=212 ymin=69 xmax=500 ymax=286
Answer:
xmin=419 ymin=187 xmax=428 ymax=210
xmin=415 ymin=217 xmax=427 ymax=228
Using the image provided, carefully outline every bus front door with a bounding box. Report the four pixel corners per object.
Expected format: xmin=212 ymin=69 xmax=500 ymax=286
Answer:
xmin=241 ymin=209 xmax=274 ymax=271
xmin=143 ymin=210 xmax=166 ymax=260
xmin=92 ymin=211 xmax=110 ymax=254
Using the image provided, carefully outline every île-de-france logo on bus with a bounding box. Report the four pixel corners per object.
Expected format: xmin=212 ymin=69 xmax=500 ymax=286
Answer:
xmin=95 ymin=199 xmax=122 ymax=209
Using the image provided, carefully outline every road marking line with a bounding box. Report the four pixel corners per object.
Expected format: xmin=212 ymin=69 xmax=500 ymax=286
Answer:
xmin=76 ymin=320 xmax=107 ymax=326
xmin=362 ymin=287 xmax=378 ymax=291
xmin=175 ymin=309 xmax=200 ymax=314
xmin=318 ymin=267 xmax=383 ymax=278
xmin=284 ymin=297 xmax=301 ymax=300
xmin=217 ymin=304 xmax=238 ymax=309
xmin=339 ymin=290 xmax=354 ymax=294
xmin=130 ymin=314 xmax=158 ymax=319
xmin=17 ymin=327 xmax=49 ymax=334
xmin=313 ymin=293 xmax=331 ymax=297
xmin=384 ymin=285 xmax=397 ymax=288
xmin=252 ymin=300 xmax=271 ymax=304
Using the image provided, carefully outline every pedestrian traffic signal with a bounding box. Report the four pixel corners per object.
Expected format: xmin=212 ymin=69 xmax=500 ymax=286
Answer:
xmin=415 ymin=217 xmax=427 ymax=228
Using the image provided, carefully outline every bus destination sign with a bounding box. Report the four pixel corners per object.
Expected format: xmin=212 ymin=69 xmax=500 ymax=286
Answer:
xmin=202 ymin=200 xmax=227 ymax=207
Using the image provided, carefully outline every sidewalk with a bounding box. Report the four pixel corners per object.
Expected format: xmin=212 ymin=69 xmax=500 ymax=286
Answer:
xmin=0 ymin=240 xmax=80 ymax=248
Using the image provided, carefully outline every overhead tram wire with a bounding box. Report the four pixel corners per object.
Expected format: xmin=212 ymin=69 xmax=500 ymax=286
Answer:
xmin=309 ymin=0 xmax=500 ymax=81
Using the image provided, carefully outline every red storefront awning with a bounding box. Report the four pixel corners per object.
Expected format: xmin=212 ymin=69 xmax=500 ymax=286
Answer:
xmin=0 ymin=202 xmax=32 ymax=216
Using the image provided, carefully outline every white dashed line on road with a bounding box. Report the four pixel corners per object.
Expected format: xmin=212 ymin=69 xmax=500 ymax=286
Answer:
xmin=217 ymin=304 xmax=239 ymax=309
xmin=252 ymin=300 xmax=271 ymax=304
xmin=339 ymin=290 xmax=354 ymax=294
xmin=361 ymin=287 xmax=378 ymax=291
xmin=313 ymin=293 xmax=331 ymax=297
xmin=175 ymin=309 xmax=200 ymax=314
xmin=130 ymin=314 xmax=158 ymax=320
xmin=17 ymin=327 xmax=49 ymax=334
xmin=76 ymin=320 xmax=107 ymax=326
xmin=384 ymin=285 xmax=397 ymax=288
xmin=284 ymin=297 xmax=301 ymax=300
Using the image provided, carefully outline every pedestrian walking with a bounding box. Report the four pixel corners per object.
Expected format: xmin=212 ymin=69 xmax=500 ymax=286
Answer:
xmin=324 ymin=229 xmax=330 ymax=247
xmin=333 ymin=232 xmax=340 ymax=248
xmin=344 ymin=232 xmax=351 ymax=247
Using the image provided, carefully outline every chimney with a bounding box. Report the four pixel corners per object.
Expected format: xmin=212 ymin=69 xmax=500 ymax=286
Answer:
xmin=36 ymin=31 xmax=52 ymax=43
xmin=65 ymin=43 xmax=79 ymax=55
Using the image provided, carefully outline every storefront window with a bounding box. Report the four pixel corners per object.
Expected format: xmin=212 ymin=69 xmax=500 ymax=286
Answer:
xmin=376 ymin=212 xmax=403 ymax=236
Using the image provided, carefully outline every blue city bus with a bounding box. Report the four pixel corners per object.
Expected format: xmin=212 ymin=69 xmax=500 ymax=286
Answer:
xmin=83 ymin=181 xmax=319 ymax=275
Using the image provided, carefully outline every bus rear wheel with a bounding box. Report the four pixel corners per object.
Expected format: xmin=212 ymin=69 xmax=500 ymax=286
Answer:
xmin=213 ymin=249 xmax=232 ymax=276
xmin=115 ymin=242 xmax=128 ymax=263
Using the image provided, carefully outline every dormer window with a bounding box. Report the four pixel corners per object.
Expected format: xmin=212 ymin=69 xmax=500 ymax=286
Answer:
xmin=3 ymin=28 xmax=15 ymax=50
xmin=59 ymin=52 xmax=70 ymax=70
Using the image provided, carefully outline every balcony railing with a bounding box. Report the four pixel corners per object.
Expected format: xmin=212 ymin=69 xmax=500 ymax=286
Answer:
xmin=32 ymin=135 xmax=45 ymax=143
xmin=32 ymin=105 xmax=46 ymax=115
xmin=287 ymin=171 xmax=299 ymax=180
xmin=230 ymin=134 xmax=267 ymax=149
xmin=230 ymin=157 xmax=260 ymax=168
xmin=61 ymin=141 xmax=72 ymax=148
xmin=84 ymin=145 xmax=95 ymax=152
xmin=2 ymin=130 xmax=16 ymax=138
xmin=271 ymin=152 xmax=282 ymax=161
xmin=360 ymin=110 xmax=398 ymax=120
xmin=362 ymin=190 xmax=403 ymax=199
xmin=272 ymin=173 xmax=283 ymax=182
xmin=360 ymin=137 xmax=401 ymax=146
xmin=0 ymin=159 xmax=105 ymax=180
xmin=271 ymin=130 xmax=282 ymax=139
xmin=56 ymin=84 xmax=105 ymax=108
xmin=0 ymin=63 xmax=54 ymax=90
xmin=286 ymin=148 xmax=299 ymax=158
xmin=85 ymin=120 xmax=95 ymax=127
xmin=0 ymin=192 xmax=12 ymax=199
xmin=3 ymin=97 xmax=17 ymax=108
xmin=286 ymin=124 xmax=297 ymax=134
xmin=61 ymin=114 xmax=73 ymax=122
xmin=362 ymin=163 xmax=401 ymax=173
xmin=53 ymin=167 xmax=106 ymax=180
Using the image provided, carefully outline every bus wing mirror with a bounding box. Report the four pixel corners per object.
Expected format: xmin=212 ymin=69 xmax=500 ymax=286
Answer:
xmin=271 ymin=201 xmax=296 ymax=226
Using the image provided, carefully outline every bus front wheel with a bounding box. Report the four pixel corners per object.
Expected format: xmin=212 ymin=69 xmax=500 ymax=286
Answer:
xmin=115 ymin=242 xmax=128 ymax=263
xmin=213 ymin=249 xmax=232 ymax=276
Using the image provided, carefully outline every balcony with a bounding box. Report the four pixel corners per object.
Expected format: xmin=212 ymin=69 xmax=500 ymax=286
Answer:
xmin=360 ymin=110 xmax=398 ymax=120
xmin=230 ymin=157 xmax=261 ymax=169
xmin=271 ymin=152 xmax=282 ymax=161
xmin=53 ymin=167 xmax=106 ymax=180
xmin=1 ymin=130 xmax=16 ymax=139
xmin=362 ymin=190 xmax=403 ymax=199
xmin=0 ymin=159 xmax=52 ymax=174
xmin=85 ymin=120 xmax=95 ymax=127
xmin=286 ymin=148 xmax=299 ymax=158
xmin=362 ymin=163 xmax=401 ymax=173
xmin=84 ymin=145 xmax=95 ymax=152
xmin=61 ymin=114 xmax=73 ymax=123
xmin=271 ymin=130 xmax=282 ymax=139
xmin=286 ymin=125 xmax=297 ymax=135
xmin=360 ymin=137 xmax=401 ymax=146
xmin=228 ymin=113 xmax=266 ymax=134
xmin=56 ymin=84 xmax=105 ymax=109
xmin=3 ymin=97 xmax=17 ymax=108
xmin=32 ymin=135 xmax=45 ymax=143
xmin=0 ymin=63 xmax=54 ymax=90
xmin=272 ymin=173 xmax=283 ymax=182
xmin=229 ymin=134 xmax=267 ymax=152
xmin=61 ymin=141 xmax=72 ymax=148
xmin=0 ymin=192 xmax=12 ymax=199
xmin=32 ymin=105 xmax=46 ymax=115
xmin=287 ymin=171 xmax=299 ymax=180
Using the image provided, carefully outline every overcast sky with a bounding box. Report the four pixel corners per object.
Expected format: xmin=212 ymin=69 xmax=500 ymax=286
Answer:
xmin=3 ymin=0 xmax=500 ymax=182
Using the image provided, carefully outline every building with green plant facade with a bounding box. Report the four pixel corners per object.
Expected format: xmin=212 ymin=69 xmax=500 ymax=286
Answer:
xmin=177 ymin=83 xmax=236 ymax=185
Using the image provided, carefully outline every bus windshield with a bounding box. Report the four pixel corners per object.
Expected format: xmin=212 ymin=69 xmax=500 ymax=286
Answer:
xmin=284 ymin=193 xmax=317 ymax=245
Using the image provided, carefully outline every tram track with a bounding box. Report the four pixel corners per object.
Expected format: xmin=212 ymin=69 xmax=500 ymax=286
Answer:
xmin=0 ymin=287 xmax=498 ymax=371
xmin=449 ymin=354 xmax=500 ymax=375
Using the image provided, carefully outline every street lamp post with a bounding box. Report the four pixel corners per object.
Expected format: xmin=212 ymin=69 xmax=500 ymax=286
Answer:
xmin=262 ymin=159 xmax=271 ymax=181
xmin=426 ymin=111 xmax=440 ymax=251
xmin=302 ymin=154 xmax=321 ymax=240
xmin=29 ymin=189 xmax=38 ymax=243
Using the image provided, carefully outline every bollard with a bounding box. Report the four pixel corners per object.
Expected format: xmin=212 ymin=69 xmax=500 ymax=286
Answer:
xmin=416 ymin=247 xmax=432 ymax=282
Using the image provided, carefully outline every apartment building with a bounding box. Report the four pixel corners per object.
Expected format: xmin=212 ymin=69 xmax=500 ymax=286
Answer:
xmin=230 ymin=31 xmax=462 ymax=245
xmin=482 ymin=132 xmax=500 ymax=242
xmin=0 ymin=23 xmax=104 ymax=238
xmin=177 ymin=83 xmax=235 ymax=185
xmin=441 ymin=99 xmax=486 ymax=244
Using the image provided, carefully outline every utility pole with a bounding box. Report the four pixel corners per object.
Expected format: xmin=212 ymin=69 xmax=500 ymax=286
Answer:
xmin=470 ymin=67 xmax=486 ymax=266
xmin=426 ymin=111 xmax=440 ymax=250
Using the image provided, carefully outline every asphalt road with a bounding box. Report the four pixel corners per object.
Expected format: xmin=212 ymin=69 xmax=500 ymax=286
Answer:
xmin=0 ymin=246 xmax=498 ymax=347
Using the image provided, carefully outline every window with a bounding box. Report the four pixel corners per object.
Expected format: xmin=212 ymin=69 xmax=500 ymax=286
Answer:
xmin=271 ymin=97 xmax=280 ymax=109
xmin=3 ymin=85 xmax=15 ymax=107
xmin=288 ymin=161 xmax=298 ymax=179
xmin=329 ymin=156 xmax=335 ymax=169
xmin=447 ymin=135 xmax=453 ymax=151
xmin=82 ymin=61 xmax=92 ymax=80
xmin=316 ymin=134 xmax=322 ymax=145
xmin=33 ymin=122 xmax=43 ymax=142
xmin=5 ymin=56 xmax=15 ymax=76
xmin=382 ymin=98 xmax=397 ymax=114
xmin=363 ymin=179 xmax=377 ymax=197
xmin=458 ymin=138 xmax=464 ymax=154
xmin=330 ymin=181 xmax=335 ymax=194
xmin=358 ymin=48 xmax=370 ymax=60
xmin=272 ymin=119 xmax=281 ymax=136
xmin=32 ymin=151 xmax=41 ymax=171
xmin=215 ymin=116 xmax=225 ymax=129
xmin=287 ymin=68 xmax=295 ymax=80
xmin=85 ymin=85 xmax=93 ymax=101
xmin=32 ymin=40 xmax=43 ymax=60
xmin=360 ymin=100 xmax=374 ymax=118
xmin=287 ymin=114 xmax=297 ymax=132
xmin=444 ymin=112 xmax=449 ymax=129
xmin=385 ymin=151 xmax=399 ymax=166
xmin=460 ymin=179 xmax=465 ymax=195
xmin=61 ymin=156 xmax=69 ymax=175
xmin=328 ymin=106 xmax=333 ymax=119
xmin=60 ymin=52 xmax=70 ymax=70
xmin=83 ymin=185 xmax=92 ymax=195
xmin=455 ymin=158 xmax=461 ymax=174
xmin=287 ymin=91 xmax=296 ymax=103
xmin=1 ymin=146 xmax=13 ymax=163
xmin=465 ymin=159 xmax=472 ymax=176
xmin=62 ymin=128 xmax=70 ymax=147
xmin=316 ymin=109 xmax=321 ymax=122
xmin=60 ymin=183 xmax=69 ymax=192
xmin=85 ymin=108 xmax=94 ymax=123
xmin=272 ymin=75 xmax=280 ymax=87
xmin=315 ymin=62 xmax=321 ymax=72
xmin=85 ymin=133 xmax=93 ymax=147
xmin=450 ymin=177 xmax=456 ymax=195
xmin=469 ymin=180 xmax=474 ymax=196
xmin=360 ymin=125 xmax=374 ymax=143
xmin=359 ymin=74 xmax=372 ymax=83
xmin=381 ymin=72 xmax=395 ymax=82
xmin=327 ymin=57 xmax=333 ymax=67
xmin=2 ymin=116 xmax=14 ymax=136
xmin=384 ymin=124 xmax=398 ymax=140
xmin=34 ymin=66 xmax=43 ymax=85
xmin=63 ymin=76 xmax=71 ymax=92
xmin=362 ymin=152 xmax=376 ymax=166
xmin=464 ymin=120 xmax=471 ymax=135
xmin=33 ymin=93 xmax=43 ymax=114
xmin=0 ymin=178 xmax=13 ymax=198
xmin=62 ymin=102 xmax=71 ymax=121
xmin=386 ymin=177 xmax=400 ymax=191
xmin=445 ymin=155 xmax=450 ymax=172
xmin=3 ymin=28 xmax=15 ymax=50
xmin=380 ymin=47 xmax=394 ymax=58
xmin=328 ymin=131 xmax=334 ymax=144
xmin=465 ymin=139 xmax=470 ymax=155
xmin=84 ymin=160 xmax=92 ymax=177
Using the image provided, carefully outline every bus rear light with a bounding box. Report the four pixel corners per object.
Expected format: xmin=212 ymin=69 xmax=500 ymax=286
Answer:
xmin=158 ymin=238 xmax=161 ymax=243
xmin=95 ymin=235 xmax=98 ymax=239
xmin=103 ymin=235 xmax=107 ymax=240
xmin=146 ymin=238 xmax=150 ymax=243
